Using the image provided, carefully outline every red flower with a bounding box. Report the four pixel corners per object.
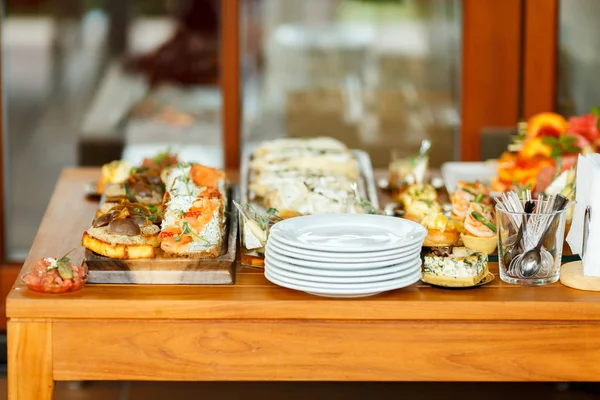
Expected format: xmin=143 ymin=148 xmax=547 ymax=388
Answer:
xmin=568 ymin=114 xmax=599 ymax=142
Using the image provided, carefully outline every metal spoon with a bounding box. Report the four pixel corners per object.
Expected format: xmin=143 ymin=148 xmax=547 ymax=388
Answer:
xmin=519 ymin=195 xmax=569 ymax=278
xmin=506 ymin=200 xmax=535 ymax=264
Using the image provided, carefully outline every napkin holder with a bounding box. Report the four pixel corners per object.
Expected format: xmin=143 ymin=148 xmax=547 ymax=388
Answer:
xmin=561 ymin=206 xmax=600 ymax=291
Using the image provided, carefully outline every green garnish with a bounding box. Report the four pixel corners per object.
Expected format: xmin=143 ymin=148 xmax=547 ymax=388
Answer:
xmin=542 ymin=134 xmax=581 ymax=158
xmin=47 ymin=256 xmax=73 ymax=280
xmin=123 ymin=183 xmax=137 ymax=202
xmin=147 ymin=205 xmax=158 ymax=214
xmin=180 ymin=221 xmax=209 ymax=244
xmin=462 ymin=188 xmax=477 ymax=196
xmin=471 ymin=211 xmax=497 ymax=233
xmin=474 ymin=193 xmax=485 ymax=203
xmin=153 ymin=148 xmax=172 ymax=164
xmin=174 ymin=237 xmax=181 ymax=242
xmin=417 ymin=198 xmax=434 ymax=207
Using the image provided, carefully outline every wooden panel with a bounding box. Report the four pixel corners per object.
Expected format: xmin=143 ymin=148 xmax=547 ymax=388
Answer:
xmin=221 ymin=0 xmax=241 ymax=169
xmin=53 ymin=320 xmax=600 ymax=382
xmin=1 ymin=264 xmax=22 ymax=330
xmin=522 ymin=0 xmax=558 ymax=118
xmin=8 ymin=320 xmax=54 ymax=399
xmin=461 ymin=0 xmax=522 ymax=161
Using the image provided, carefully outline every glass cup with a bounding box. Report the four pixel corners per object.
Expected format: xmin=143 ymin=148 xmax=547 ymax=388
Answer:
xmin=388 ymin=149 xmax=429 ymax=191
xmin=496 ymin=200 xmax=569 ymax=286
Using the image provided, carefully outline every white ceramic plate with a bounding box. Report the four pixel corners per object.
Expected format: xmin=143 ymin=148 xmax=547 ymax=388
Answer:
xmin=266 ymin=258 xmax=420 ymax=283
xmin=266 ymin=243 xmax=422 ymax=269
xmin=264 ymin=269 xmax=422 ymax=297
xmin=269 ymin=214 xmax=427 ymax=253
xmin=264 ymin=254 xmax=420 ymax=277
xmin=266 ymin=266 xmax=421 ymax=290
xmin=267 ymin=235 xmax=423 ymax=260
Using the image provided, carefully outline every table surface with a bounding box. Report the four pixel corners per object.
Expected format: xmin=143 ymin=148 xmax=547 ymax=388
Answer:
xmin=7 ymin=167 xmax=600 ymax=322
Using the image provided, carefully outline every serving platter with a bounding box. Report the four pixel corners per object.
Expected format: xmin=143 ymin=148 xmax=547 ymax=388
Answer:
xmin=240 ymin=148 xmax=380 ymax=212
xmin=85 ymin=187 xmax=238 ymax=285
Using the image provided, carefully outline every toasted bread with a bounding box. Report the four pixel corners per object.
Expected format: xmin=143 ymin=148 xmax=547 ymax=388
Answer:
xmin=161 ymin=239 xmax=223 ymax=259
xmin=82 ymin=232 xmax=156 ymax=259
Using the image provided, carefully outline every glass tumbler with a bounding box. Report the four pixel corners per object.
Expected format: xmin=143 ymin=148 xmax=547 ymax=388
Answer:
xmin=496 ymin=201 xmax=569 ymax=286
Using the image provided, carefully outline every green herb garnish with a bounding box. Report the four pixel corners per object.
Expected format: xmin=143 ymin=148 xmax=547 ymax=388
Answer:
xmin=123 ymin=182 xmax=137 ymax=202
xmin=181 ymin=221 xmax=209 ymax=244
xmin=47 ymin=253 xmax=74 ymax=280
xmin=542 ymin=134 xmax=581 ymax=158
xmin=471 ymin=211 xmax=497 ymax=233
xmin=147 ymin=205 xmax=158 ymax=214
xmin=474 ymin=193 xmax=485 ymax=203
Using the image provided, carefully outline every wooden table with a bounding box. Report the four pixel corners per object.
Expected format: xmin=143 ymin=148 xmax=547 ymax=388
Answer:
xmin=7 ymin=168 xmax=600 ymax=399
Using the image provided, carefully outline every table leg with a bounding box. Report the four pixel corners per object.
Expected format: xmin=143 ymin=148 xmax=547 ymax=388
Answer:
xmin=8 ymin=320 xmax=54 ymax=400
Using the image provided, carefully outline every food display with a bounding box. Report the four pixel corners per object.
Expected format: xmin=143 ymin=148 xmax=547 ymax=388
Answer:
xmin=79 ymin=152 xmax=237 ymax=285
xmin=84 ymin=159 xmax=229 ymax=260
xmin=22 ymin=255 xmax=87 ymax=294
xmin=493 ymin=110 xmax=600 ymax=194
xmin=239 ymin=137 xmax=379 ymax=266
xmin=422 ymin=247 xmax=489 ymax=287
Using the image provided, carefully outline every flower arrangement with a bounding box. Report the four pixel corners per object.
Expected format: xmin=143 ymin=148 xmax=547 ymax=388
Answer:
xmin=492 ymin=109 xmax=600 ymax=193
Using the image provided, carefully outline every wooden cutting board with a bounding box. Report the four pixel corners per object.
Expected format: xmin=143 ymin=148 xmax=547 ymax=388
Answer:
xmin=84 ymin=189 xmax=238 ymax=285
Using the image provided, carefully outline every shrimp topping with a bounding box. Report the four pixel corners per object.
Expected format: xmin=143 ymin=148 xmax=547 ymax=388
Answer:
xmin=464 ymin=203 xmax=496 ymax=237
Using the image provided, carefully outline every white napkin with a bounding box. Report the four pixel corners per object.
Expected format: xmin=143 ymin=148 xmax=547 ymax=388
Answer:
xmin=566 ymin=154 xmax=600 ymax=276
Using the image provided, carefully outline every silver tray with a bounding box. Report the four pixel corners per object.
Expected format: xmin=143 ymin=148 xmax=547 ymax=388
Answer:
xmin=240 ymin=148 xmax=380 ymax=209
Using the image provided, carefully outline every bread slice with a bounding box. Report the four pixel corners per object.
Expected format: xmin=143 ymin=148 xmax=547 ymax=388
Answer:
xmin=160 ymin=206 xmax=225 ymax=259
xmin=82 ymin=224 xmax=160 ymax=259
xmin=82 ymin=232 xmax=156 ymax=259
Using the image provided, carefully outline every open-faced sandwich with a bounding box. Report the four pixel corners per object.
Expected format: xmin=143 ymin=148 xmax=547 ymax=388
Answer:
xmin=421 ymin=212 xmax=459 ymax=248
xmin=423 ymin=246 xmax=488 ymax=287
xmin=461 ymin=202 xmax=498 ymax=254
xmin=98 ymin=171 xmax=165 ymax=217
xmin=159 ymin=163 xmax=227 ymax=258
xmin=96 ymin=160 xmax=131 ymax=195
xmin=82 ymin=203 xmax=161 ymax=259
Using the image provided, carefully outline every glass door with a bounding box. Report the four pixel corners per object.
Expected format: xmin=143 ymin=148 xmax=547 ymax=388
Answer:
xmin=240 ymin=0 xmax=462 ymax=169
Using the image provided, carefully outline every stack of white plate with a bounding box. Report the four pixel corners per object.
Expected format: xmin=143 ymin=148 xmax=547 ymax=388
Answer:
xmin=265 ymin=214 xmax=427 ymax=298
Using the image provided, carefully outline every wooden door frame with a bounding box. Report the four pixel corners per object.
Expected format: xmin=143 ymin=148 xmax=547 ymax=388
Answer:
xmin=222 ymin=0 xmax=241 ymax=170
xmin=522 ymin=0 xmax=559 ymax=118
xmin=460 ymin=0 xmax=523 ymax=161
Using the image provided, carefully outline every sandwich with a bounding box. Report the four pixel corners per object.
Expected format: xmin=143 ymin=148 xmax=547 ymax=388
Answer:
xmin=159 ymin=163 xmax=227 ymax=258
xmin=96 ymin=160 xmax=131 ymax=194
xmin=82 ymin=203 xmax=160 ymax=259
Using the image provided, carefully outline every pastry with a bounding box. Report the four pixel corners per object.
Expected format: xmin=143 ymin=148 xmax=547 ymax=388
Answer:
xmin=421 ymin=212 xmax=459 ymax=247
xmin=423 ymin=246 xmax=488 ymax=287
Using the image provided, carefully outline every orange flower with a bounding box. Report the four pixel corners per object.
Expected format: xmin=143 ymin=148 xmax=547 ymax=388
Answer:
xmin=520 ymin=137 xmax=552 ymax=158
xmin=527 ymin=112 xmax=568 ymax=138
